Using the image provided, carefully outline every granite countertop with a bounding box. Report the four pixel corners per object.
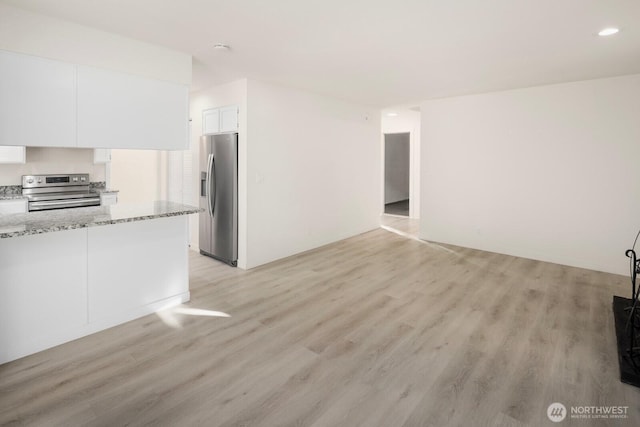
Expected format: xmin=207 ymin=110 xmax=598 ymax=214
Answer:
xmin=0 ymin=183 xmax=118 ymax=200
xmin=92 ymin=188 xmax=119 ymax=194
xmin=0 ymin=190 xmax=118 ymax=200
xmin=0 ymin=185 xmax=25 ymax=200
xmin=0 ymin=201 xmax=201 ymax=239
xmin=0 ymin=194 xmax=27 ymax=201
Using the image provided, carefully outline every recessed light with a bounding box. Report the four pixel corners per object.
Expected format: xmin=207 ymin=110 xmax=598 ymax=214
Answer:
xmin=213 ymin=43 xmax=230 ymax=50
xmin=386 ymin=112 xmax=398 ymax=117
xmin=598 ymin=28 xmax=619 ymax=36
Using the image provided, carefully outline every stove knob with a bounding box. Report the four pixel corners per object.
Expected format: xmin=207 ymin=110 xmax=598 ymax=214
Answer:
xmin=37 ymin=178 xmax=42 ymax=183
xmin=80 ymin=177 xmax=86 ymax=182
xmin=72 ymin=177 xmax=79 ymax=182
xmin=26 ymin=178 xmax=34 ymax=184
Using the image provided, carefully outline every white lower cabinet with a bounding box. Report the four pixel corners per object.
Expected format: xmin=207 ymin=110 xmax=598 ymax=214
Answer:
xmin=0 ymin=199 xmax=27 ymax=214
xmin=0 ymin=229 xmax=88 ymax=363
xmin=0 ymin=215 xmax=190 ymax=364
xmin=87 ymin=216 xmax=188 ymax=323
xmin=100 ymin=193 xmax=118 ymax=206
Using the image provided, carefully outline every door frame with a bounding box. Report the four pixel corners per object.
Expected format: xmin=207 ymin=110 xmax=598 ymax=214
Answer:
xmin=383 ymin=132 xmax=411 ymax=216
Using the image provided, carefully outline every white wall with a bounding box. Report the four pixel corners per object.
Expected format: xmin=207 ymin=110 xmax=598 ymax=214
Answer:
xmin=189 ymin=79 xmax=380 ymax=270
xmin=0 ymin=148 xmax=105 ymax=185
xmin=381 ymin=109 xmax=421 ymax=218
xmin=109 ymin=150 xmax=162 ymax=204
xmin=384 ymin=133 xmax=410 ymax=204
xmin=189 ymin=80 xmax=248 ymax=267
xmin=420 ymin=73 xmax=640 ymax=276
xmin=245 ymin=80 xmax=380 ymax=269
xmin=0 ymin=3 xmax=191 ymax=85
xmin=109 ymin=149 xmax=188 ymax=207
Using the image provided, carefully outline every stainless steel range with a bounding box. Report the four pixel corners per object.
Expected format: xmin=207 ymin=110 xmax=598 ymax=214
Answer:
xmin=22 ymin=174 xmax=101 ymax=212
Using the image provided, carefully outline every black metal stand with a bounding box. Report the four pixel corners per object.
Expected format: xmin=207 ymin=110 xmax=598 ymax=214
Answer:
xmin=624 ymin=250 xmax=640 ymax=359
xmin=613 ymin=250 xmax=640 ymax=387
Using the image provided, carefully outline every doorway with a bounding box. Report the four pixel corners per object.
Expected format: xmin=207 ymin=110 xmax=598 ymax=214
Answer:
xmin=384 ymin=132 xmax=410 ymax=216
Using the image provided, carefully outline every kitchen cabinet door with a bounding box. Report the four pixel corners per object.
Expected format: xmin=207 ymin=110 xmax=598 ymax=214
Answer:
xmin=0 ymin=199 xmax=27 ymax=214
xmin=219 ymin=105 xmax=239 ymax=132
xmin=77 ymin=65 xmax=189 ymax=150
xmin=0 ymin=229 xmax=87 ymax=364
xmin=100 ymin=193 xmax=118 ymax=206
xmin=0 ymin=146 xmax=25 ymax=164
xmin=0 ymin=50 xmax=76 ymax=147
xmin=202 ymin=108 xmax=220 ymax=135
xmin=203 ymin=106 xmax=238 ymax=135
xmin=87 ymin=216 xmax=188 ymax=323
xmin=93 ymin=148 xmax=111 ymax=163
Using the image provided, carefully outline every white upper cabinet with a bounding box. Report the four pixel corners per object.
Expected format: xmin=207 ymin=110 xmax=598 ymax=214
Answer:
xmin=203 ymin=105 xmax=239 ymax=135
xmin=77 ymin=66 xmax=189 ymax=150
xmin=93 ymin=149 xmax=111 ymax=164
xmin=220 ymin=106 xmax=239 ymax=133
xmin=0 ymin=50 xmax=76 ymax=147
xmin=0 ymin=146 xmax=26 ymax=164
xmin=202 ymin=108 xmax=220 ymax=135
xmin=0 ymin=50 xmax=189 ymax=150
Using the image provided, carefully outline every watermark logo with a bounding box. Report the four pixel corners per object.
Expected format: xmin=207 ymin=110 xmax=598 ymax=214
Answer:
xmin=546 ymin=402 xmax=629 ymax=422
xmin=547 ymin=402 xmax=567 ymax=422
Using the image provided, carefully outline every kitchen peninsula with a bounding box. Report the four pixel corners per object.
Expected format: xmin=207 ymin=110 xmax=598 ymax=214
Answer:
xmin=0 ymin=201 xmax=200 ymax=364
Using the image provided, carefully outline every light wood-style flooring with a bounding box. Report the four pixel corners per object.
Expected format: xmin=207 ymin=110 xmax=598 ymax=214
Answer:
xmin=1 ymin=222 xmax=639 ymax=426
xmin=381 ymin=214 xmax=420 ymax=237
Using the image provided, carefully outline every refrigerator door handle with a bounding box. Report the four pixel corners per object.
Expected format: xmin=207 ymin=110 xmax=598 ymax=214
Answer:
xmin=211 ymin=155 xmax=217 ymax=216
xmin=206 ymin=154 xmax=214 ymax=217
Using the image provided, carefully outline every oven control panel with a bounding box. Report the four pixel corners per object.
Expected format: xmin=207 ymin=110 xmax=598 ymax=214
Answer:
xmin=22 ymin=174 xmax=90 ymax=189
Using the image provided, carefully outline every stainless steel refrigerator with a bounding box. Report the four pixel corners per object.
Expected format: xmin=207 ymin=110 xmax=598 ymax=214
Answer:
xmin=199 ymin=133 xmax=238 ymax=266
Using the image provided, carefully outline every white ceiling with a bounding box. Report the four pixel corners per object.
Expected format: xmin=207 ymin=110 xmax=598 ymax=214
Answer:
xmin=3 ymin=0 xmax=639 ymax=107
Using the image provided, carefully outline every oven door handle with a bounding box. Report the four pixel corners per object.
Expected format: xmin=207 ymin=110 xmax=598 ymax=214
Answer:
xmin=29 ymin=198 xmax=101 ymax=209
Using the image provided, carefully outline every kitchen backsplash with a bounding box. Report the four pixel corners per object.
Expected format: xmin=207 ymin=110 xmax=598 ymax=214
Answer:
xmin=90 ymin=181 xmax=106 ymax=190
xmin=0 ymin=147 xmax=106 ymax=186
xmin=0 ymin=181 xmax=106 ymax=196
